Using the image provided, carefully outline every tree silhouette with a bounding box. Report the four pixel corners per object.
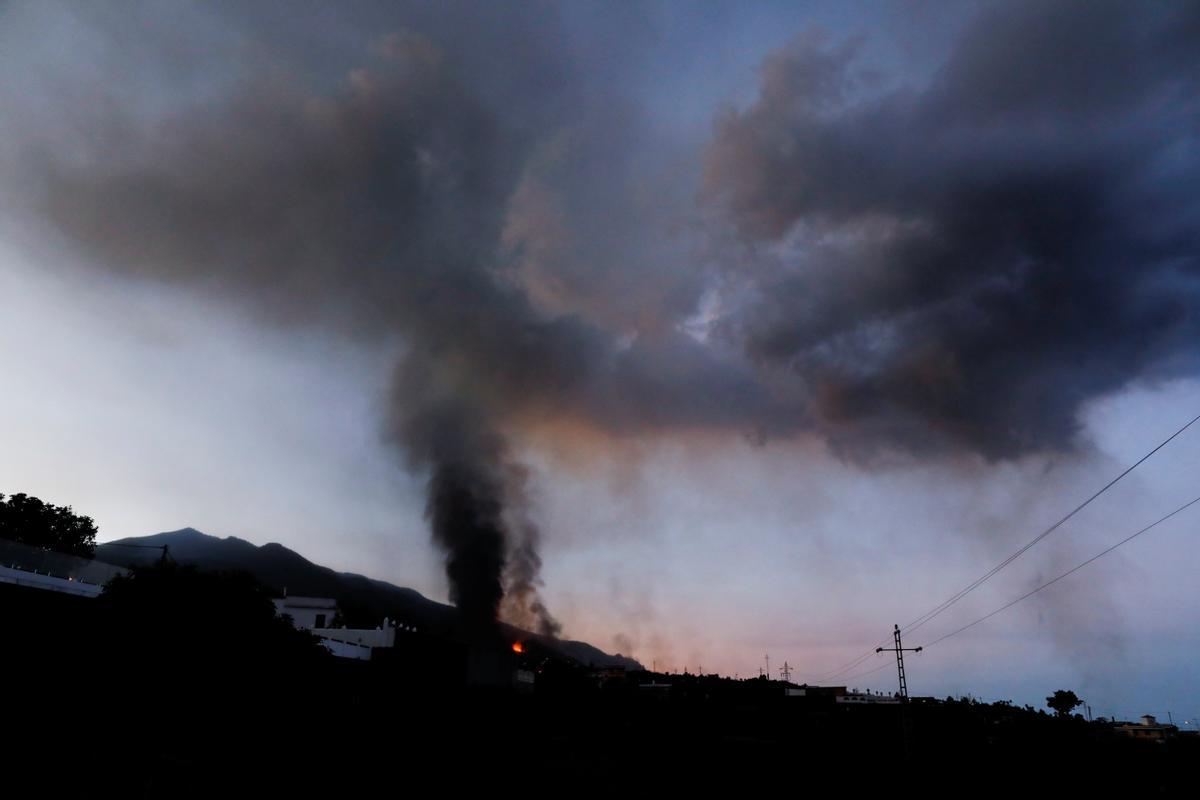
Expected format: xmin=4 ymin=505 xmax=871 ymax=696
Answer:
xmin=94 ymin=561 xmax=330 ymax=694
xmin=98 ymin=562 xmax=328 ymax=657
xmin=1046 ymin=689 xmax=1083 ymax=717
xmin=0 ymin=492 xmax=97 ymax=557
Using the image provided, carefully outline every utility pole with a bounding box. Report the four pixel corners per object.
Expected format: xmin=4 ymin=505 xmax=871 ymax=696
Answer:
xmin=876 ymin=624 xmax=923 ymax=762
xmin=764 ymin=654 xmax=770 ymax=680
xmin=876 ymin=624 xmax=922 ymax=700
xmin=780 ymin=662 xmax=792 ymax=683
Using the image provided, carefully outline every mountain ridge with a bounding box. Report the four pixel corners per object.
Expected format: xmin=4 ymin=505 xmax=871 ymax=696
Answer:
xmin=97 ymin=528 xmax=641 ymax=670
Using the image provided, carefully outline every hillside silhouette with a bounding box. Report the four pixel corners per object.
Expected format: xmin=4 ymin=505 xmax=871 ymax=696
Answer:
xmin=97 ymin=528 xmax=639 ymax=669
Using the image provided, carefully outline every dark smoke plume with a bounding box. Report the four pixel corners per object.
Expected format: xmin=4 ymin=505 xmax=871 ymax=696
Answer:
xmin=397 ymin=398 xmax=509 ymax=632
xmin=393 ymin=380 xmax=559 ymax=636
xmin=6 ymin=6 xmax=758 ymax=635
xmin=3 ymin=6 xmax=772 ymax=634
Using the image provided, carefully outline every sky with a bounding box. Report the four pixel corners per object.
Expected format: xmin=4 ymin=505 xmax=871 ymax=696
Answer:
xmin=0 ymin=0 xmax=1198 ymax=720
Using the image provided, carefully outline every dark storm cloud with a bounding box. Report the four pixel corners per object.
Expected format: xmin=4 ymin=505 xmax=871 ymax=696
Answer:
xmin=704 ymin=0 xmax=1200 ymax=459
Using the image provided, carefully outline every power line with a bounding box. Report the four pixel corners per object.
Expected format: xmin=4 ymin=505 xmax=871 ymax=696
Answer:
xmin=840 ymin=659 xmax=894 ymax=685
xmin=802 ymin=615 xmax=927 ymax=683
xmin=801 ymin=412 xmax=1197 ymax=686
xmin=97 ymin=541 xmax=173 ymax=562
xmin=899 ymin=412 xmax=1200 ymax=639
xmin=920 ymin=492 xmax=1200 ymax=649
xmin=800 ymin=636 xmax=894 ymax=683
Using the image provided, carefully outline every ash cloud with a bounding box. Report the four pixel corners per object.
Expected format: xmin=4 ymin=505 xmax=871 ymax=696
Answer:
xmin=703 ymin=0 xmax=1200 ymax=460
xmin=5 ymin=2 xmax=761 ymax=636
xmin=4 ymin=1 xmax=1200 ymax=632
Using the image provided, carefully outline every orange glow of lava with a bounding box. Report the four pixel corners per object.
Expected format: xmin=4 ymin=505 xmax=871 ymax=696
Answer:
xmin=512 ymin=642 xmax=524 ymax=653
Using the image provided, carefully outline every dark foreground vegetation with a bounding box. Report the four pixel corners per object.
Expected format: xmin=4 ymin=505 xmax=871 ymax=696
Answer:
xmin=6 ymin=566 xmax=1195 ymax=795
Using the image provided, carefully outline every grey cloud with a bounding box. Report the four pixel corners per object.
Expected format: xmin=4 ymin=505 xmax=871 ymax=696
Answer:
xmin=7 ymin=0 xmax=1199 ymax=629
xmin=703 ymin=0 xmax=1200 ymax=460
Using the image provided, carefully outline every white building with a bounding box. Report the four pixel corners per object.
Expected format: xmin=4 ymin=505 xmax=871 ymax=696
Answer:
xmin=1114 ymin=715 xmax=1177 ymax=741
xmin=273 ymin=595 xmax=399 ymax=661
xmin=836 ymin=689 xmax=901 ymax=705
xmin=273 ymin=595 xmax=339 ymax=630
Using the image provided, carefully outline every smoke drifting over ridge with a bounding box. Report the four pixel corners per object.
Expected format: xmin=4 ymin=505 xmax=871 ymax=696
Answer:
xmin=3 ymin=1 xmax=1199 ymax=631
